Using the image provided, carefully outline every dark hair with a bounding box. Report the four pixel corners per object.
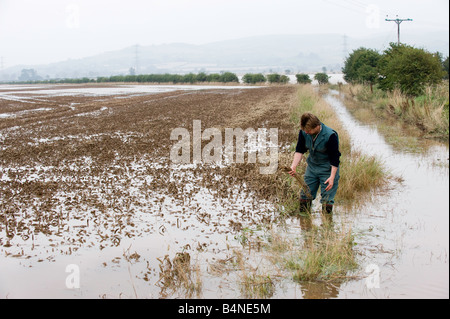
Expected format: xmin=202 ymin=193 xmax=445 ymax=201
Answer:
xmin=301 ymin=113 xmax=321 ymax=131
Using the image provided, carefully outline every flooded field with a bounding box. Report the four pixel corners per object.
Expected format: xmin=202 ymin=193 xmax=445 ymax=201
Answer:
xmin=0 ymin=84 xmax=448 ymax=299
xmin=0 ymin=83 xmax=295 ymax=298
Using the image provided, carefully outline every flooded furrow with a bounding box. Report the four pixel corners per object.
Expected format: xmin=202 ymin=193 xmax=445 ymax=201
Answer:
xmin=325 ymin=90 xmax=449 ymax=298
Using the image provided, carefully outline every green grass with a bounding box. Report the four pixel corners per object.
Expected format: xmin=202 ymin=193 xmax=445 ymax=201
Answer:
xmin=285 ymin=226 xmax=358 ymax=282
xmin=342 ymin=82 xmax=450 ymax=140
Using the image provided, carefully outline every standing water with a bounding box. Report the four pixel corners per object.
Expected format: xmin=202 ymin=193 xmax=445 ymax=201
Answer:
xmin=325 ymin=91 xmax=449 ymax=298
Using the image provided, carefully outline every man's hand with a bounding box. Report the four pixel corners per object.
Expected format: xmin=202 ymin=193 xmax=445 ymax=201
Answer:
xmin=325 ymin=166 xmax=338 ymax=192
xmin=289 ymin=153 xmax=303 ymax=177
xmin=324 ymin=176 xmax=334 ymax=191
xmin=289 ymin=165 xmax=296 ymax=177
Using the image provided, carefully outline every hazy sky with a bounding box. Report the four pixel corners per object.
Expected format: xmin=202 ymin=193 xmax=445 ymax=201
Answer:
xmin=0 ymin=0 xmax=448 ymax=67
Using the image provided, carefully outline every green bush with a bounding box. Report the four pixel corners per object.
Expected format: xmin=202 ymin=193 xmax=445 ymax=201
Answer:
xmin=378 ymin=43 xmax=444 ymax=96
xmin=242 ymin=73 xmax=266 ymax=84
xmin=296 ymin=73 xmax=312 ymax=84
xmin=267 ymin=73 xmax=281 ymax=84
xmin=342 ymin=47 xmax=381 ymax=88
xmin=280 ymin=75 xmax=290 ymax=84
xmin=219 ymin=72 xmax=239 ymax=83
xmin=314 ymin=73 xmax=330 ymax=85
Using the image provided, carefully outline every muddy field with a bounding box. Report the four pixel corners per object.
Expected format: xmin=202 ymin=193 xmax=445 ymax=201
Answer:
xmin=0 ymin=84 xmax=300 ymax=298
xmin=1 ymin=84 xmax=448 ymax=299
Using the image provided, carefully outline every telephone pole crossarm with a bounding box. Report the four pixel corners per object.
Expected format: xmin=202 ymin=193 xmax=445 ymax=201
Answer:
xmin=385 ymin=17 xmax=413 ymax=45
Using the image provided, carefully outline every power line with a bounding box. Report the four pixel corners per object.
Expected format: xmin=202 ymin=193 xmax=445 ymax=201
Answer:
xmin=343 ymin=34 xmax=348 ymax=61
xmin=135 ymin=44 xmax=139 ymax=74
xmin=385 ymin=16 xmax=413 ymax=45
xmin=344 ymin=0 xmax=391 ymax=17
xmin=322 ymin=0 xmax=367 ymax=15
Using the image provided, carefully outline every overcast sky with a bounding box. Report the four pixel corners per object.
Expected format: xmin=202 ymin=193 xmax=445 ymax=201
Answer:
xmin=0 ymin=0 xmax=448 ymax=67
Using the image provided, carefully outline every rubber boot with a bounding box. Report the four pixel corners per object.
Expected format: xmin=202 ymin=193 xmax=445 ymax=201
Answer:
xmin=321 ymin=204 xmax=333 ymax=227
xmin=299 ymin=199 xmax=312 ymax=215
xmin=322 ymin=204 xmax=333 ymax=214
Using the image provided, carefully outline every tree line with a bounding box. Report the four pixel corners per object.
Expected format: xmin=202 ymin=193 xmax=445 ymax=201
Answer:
xmin=6 ymin=72 xmax=241 ymax=85
xmin=9 ymin=70 xmax=334 ymax=85
xmin=342 ymin=42 xmax=449 ymax=96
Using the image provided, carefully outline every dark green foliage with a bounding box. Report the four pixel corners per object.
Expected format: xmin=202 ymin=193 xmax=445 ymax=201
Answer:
xmin=265 ymin=73 xmax=290 ymax=84
xmin=314 ymin=73 xmax=330 ymax=85
xmin=377 ymin=43 xmax=445 ymax=96
xmin=342 ymin=47 xmax=381 ymax=86
xmin=267 ymin=73 xmax=281 ymax=84
xmin=219 ymin=72 xmax=239 ymax=83
xmin=7 ymin=72 xmax=241 ymax=85
xmin=242 ymin=73 xmax=266 ymax=84
xmin=280 ymin=75 xmax=290 ymax=84
xmin=296 ymin=73 xmax=312 ymax=84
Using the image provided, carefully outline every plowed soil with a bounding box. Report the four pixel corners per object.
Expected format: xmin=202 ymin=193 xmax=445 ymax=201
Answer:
xmin=0 ymin=84 xmax=298 ymax=266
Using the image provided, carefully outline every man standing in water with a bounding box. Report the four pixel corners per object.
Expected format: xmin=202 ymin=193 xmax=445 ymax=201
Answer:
xmin=289 ymin=113 xmax=341 ymax=217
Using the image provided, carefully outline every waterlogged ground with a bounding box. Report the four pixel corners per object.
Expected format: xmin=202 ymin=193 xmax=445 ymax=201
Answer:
xmin=325 ymin=91 xmax=449 ymax=299
xmin=0 ymin=83 xmax=297 ymax=298
xmin=0 ymin=84 xmax=448 ymax=299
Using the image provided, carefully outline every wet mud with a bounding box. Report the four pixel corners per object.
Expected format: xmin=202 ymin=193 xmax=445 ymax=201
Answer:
xmin=0 ymin=84 xmax=298 ymax=298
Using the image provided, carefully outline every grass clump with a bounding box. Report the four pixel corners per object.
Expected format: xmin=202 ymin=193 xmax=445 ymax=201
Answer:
xmin=239 ymin=273 xmax=275 ymax=299
xmin=341 ymin=83 xmax=449 ymax=140
xmin=286 ymin=226 xmax=358 ymax=282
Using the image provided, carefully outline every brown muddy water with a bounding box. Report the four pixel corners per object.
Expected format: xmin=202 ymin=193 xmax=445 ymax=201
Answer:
xmin=0 ymin=85 xmax=448 ymax=299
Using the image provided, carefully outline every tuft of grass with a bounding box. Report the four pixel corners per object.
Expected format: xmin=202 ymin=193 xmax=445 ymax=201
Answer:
xmin=285 ymin=226 xmax=358 ymax=282
xmin=338 ymin=150 xmax=388 ymax=204
xmin=156 ymin=252 xmax=202 ymax=298
xmin=239 ymin=273 xmax=275 ymax=299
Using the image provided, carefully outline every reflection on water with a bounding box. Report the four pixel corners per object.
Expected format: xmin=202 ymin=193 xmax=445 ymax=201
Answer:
xmin=325 ymin=91 xmax=449 ymax=299
xmin=300 ymin=281 xmax=340 ymax=299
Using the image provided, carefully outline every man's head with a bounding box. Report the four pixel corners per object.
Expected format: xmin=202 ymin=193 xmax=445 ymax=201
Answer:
xmin=301 ymin=113 xmax=321 ymax=135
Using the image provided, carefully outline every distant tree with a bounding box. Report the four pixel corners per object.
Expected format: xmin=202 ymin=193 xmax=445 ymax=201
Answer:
xmin=378 ymin=43 xmax=445 ymax=96
xmin=196 ymin=72 xmax=208 ymax=82
xmin=314 ymin=73 xmax=330 ymax=85
xmin=219 ymin=72 xmax=239 ymax=83
xmin=183 ymin=73 xmax=197 ymax=84
xmin=242 ymin=73 xmax=266 ymax=84
xmin=280 ymin=75 xmax=290 ymax=84
xmin=296 ymin=73 xmax=312 ymax=84
xmin=267 ymin=73 xmax=281 ymax=84
xmin=207 ymin=73 xmax=221 ymax=82
xmin=342 ymin=47 xmax=381 ymax=92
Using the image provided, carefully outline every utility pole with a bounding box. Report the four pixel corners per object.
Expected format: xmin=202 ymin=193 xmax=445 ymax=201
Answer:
xmin=0 ymin=57 xmax=4 ymax=80
xmin=385 ymin=15 xmax=413 ymax=45
xmin=135 ymin=44 xmax=139 ymax=74
xmin=343 ymin=34 xmax=348 ymax=60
